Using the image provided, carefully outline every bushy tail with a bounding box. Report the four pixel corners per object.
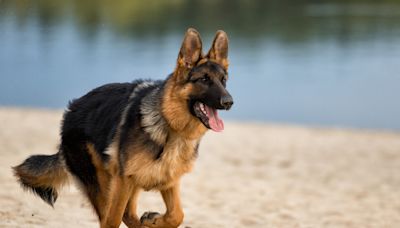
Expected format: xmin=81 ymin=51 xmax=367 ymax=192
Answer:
xmin=13 ymin=152 xmax=68 ymax=207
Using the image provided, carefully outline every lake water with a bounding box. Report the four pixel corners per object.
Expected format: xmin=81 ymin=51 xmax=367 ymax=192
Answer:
xmin=1 ymin=1 xmax=400 ymax=130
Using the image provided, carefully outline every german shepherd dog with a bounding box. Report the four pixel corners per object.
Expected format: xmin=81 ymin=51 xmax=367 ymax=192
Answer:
xmin=13 ymin=28 xmax=233 ymax=228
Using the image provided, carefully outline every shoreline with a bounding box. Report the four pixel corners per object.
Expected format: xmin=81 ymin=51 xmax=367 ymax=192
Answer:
xmin=1 ymin=106 xmax=398 ymax=134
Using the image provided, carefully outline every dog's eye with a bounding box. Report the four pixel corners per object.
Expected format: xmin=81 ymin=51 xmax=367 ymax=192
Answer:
xmin=221 ymin=77 xmax=227 ymax=86
xmin=201 ymin=75 xmax=210 ymax=82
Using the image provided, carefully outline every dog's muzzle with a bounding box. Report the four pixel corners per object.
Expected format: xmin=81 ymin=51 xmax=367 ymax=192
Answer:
xmin=220 ymin=94 xmax=233 ymax=110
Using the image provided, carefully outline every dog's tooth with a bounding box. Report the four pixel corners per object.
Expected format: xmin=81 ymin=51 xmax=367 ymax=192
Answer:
xmin=198 ymin=103 xmax=207 ymax=115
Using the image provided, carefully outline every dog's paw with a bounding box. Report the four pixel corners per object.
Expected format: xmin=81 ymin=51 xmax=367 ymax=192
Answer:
xmin=140 ymin=211 xmax=162 ymax=226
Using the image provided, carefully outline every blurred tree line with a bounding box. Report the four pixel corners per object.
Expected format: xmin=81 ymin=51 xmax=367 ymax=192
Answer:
xmin=1 ymin=0 xmax=400 ymax=43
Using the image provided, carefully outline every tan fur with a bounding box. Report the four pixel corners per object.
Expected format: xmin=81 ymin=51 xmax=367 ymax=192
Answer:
xmin=86 ymin=143 xmax=111 ymax=218
xmin=122 ymin=188 xmax=142 ymax=227
xmin=124 ymin=130 xmax=200 ymax=191
xmin=14 ymin=165 xmax=67 ymax=189
xmin=141 ymin=183 xmax=184 ymax=228
xmin=87 ymin=143 xmax=139 ymax=227
xmin=101 ymin=176 xmax=134 ymax=228
xmin=86 ymin=129 xmax=198 ymax=227
xmin=162 ymin=76 xmax=208 ymax=139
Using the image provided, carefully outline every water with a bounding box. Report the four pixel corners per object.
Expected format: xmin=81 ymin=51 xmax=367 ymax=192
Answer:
xmin=1 ymin=1 xmax=400 ymax=130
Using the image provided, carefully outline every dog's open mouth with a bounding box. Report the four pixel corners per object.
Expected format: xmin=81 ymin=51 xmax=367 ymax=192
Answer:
xmin=193 ymin=102 xmax=224 ymax=132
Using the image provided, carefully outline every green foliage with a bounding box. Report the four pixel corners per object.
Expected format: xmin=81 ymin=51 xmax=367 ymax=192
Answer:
xmin=1 ymin=0 xmax=400 ymax=43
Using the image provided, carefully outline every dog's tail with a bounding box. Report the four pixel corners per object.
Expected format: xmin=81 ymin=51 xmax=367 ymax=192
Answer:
xmin=13 ymin=152 xmax=68 ymax=207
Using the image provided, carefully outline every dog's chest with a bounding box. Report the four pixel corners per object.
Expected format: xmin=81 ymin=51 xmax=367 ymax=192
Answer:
xmin=161 ymin=137 xmax=198 ymax=171
xmin=127 ymin=136 xmax=199 ymax=190
xmin=158 ymin=137 xmax=198 ymax=183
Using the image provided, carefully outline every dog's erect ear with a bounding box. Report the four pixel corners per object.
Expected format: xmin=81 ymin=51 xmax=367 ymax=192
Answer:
xmin=177 ymin=28 xmax=202 ymax=69
xmin=207 ymin=30 xmax=229 ymax=69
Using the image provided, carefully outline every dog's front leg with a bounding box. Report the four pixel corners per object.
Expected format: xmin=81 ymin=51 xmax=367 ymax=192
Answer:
xmin=160 ymin=182 xmax=184 ymax=227
xmin=140 ymin=182 xmax=184 ymax=228
xmin=123 ymin=188 xmax=144 ymax=228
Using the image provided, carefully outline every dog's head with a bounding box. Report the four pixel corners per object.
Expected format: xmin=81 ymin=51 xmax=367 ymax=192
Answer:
xmin=167 ymin=28 xmax=233 ymax=132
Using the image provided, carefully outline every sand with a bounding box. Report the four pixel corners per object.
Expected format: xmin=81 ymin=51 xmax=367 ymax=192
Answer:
xmin=0 ymin=107 xmax=399 ymax=228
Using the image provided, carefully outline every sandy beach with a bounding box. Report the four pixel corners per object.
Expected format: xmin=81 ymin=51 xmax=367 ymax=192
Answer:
xmin=1 ymin=107 xmax=399 ymax=228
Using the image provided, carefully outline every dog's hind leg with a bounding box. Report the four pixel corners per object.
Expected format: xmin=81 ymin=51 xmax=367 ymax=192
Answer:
xmin=101 ymin=176 xmax=133 ymax=228
xmin=84 ymin=143 xmax=112 ymax=221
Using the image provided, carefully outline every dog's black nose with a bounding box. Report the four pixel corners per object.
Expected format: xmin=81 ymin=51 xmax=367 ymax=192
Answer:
xmin=220 ymin=95 xmax=233 ymax=110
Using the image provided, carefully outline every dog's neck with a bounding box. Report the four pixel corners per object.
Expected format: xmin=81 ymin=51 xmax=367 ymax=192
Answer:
xmin=140 ymin=80 xmax=206 ymax=145
xmin=140 ymin=85 xmax=169 ymax=145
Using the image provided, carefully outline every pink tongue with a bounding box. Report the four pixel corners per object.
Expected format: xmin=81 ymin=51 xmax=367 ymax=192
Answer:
xmin=204 ymin=105 xmax=224 ymax=132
